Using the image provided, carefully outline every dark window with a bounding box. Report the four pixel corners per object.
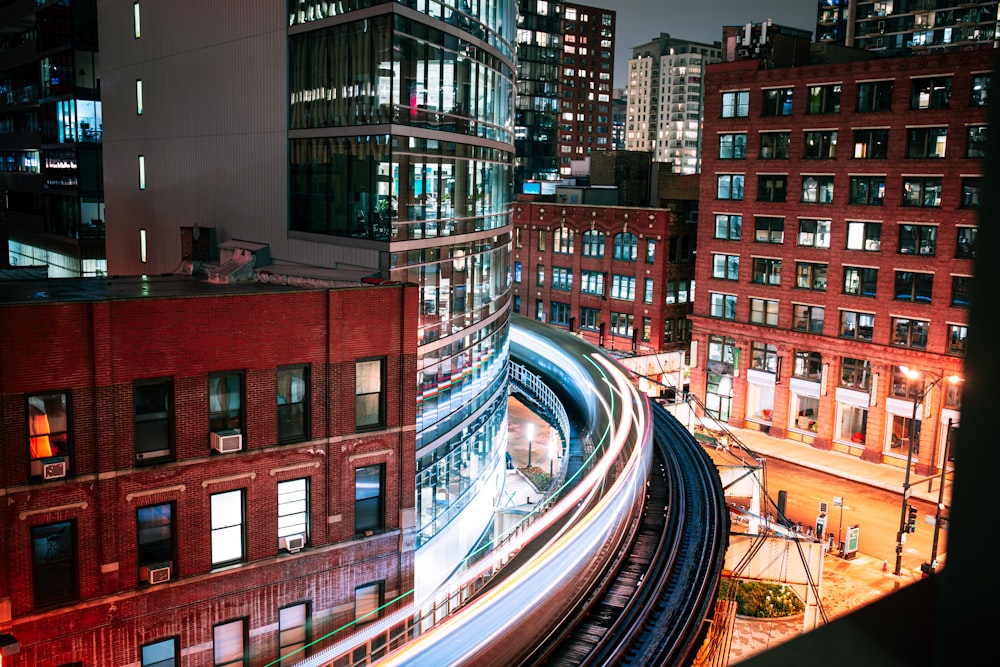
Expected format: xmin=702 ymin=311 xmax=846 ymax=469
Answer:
xmin=852 ymin=129 xmax=888 ymax=159
xmin=550 ymin=301 xmax=571 ymax=325
xmin=894 ymin=271 xmax=934 ymax=302
xmin=967 ymin=125 xmax=988 ymax=158
xmin=142 ymin=637 xmax=179 ymax=667
xmin=579 ymin=307 xmax=600 ymax=330
xmin=714 ymin=214 xmax=741 ymax=240
xmin=137 ymin=503 xmax=174 ymax=579
xmin=716 ymin=174 xmax=744 ymax=200
xmin=794 ymin=351 xmax=822 ymax=381
xmin=719 ymin=133 xmax=747 ymax=159
xmin=31 ymin=520 xmax=76 ymax=607
xmin=27 ymin=392 xmax=71 ymax=477
xmin=277 ymin=365 xmax=309 ymax=443
xmin=760 ymin=132 xmax=789 ymax=159
xmin=208 ymin=372 xmax=243 ymax=434
xmin=951 ymin=276 xmax=972 ymax=308
xmin=792 ymin=304 xmax=825 ymax=334
xmin=355 ymin=464 xmax=383 ymax=533
xmin=803 ymin=130 xmax=838 ymax=159
xmin=613 ymin=232 xmax=638 ymax=260
xmin=906 ymin=127 xmax=947 ymax=158
xmin=551 ymin=266 xmax=572 ymax=290
xmin=891 ymin=317 xmax=929 ymax=349
xmin=796 ymin=262 xmax=828 ymax=291
xmin=582 ymin=230 xmax=604 ymax=257
xmin=761 ymin=87 xmax=793 ymax=116
xmin=849 ymin=176 xmax=885 ymax=205
xmin=911 ymin=76 xmax=951 ymax=109
xmin=757 ymin=175 xmax=787 ymax=202
xmin=840 ymin=311 xmax=874 ymax=341
xmin=898 ymin=224 xmax=937 ymax=256
xmin=846 ymin=221 xmax=882 ymax=251
xmin=856 ymin=80 xmax=893 ymax=112
xmin=751 ymin=257 xmax=782 ymax=285
xmin=355 ymin=358 xmax=385 ymax=429
xmin=956 ymin=227 xmax=977 ymax=259
xmin=841 ymin=357 xmax=871 ymax=390
xmin=843 ymin=267 xmax=878 ymax=297
xmin=134 ymin=379 xmax=173 ymax=462
xmin=754 ymin=217 xmax=784 ymax=244
xmin=901 ymin=177 xmax=941 ymax=207
xmin=961 ymin=178 xmax=981 ymax=208
xmin=801 ymin=176 xmax=834 ymax=203
xmin=750 ymin=342 xmax=778 ymax=372
xmin=798 ymin=219 xmax=831 ymax=248
xmin=971 ymin=73 xmax=991 ymax=106
xmin=807 ymin=83 xmax=841 ymax=114
xmin=721 ymin=90 xmax=749 ymax=118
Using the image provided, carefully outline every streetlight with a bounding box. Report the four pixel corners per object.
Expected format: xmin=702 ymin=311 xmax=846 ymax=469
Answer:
xmin=925 ymin=417 xmax=955 ymax=575
xmin=548 ymin=430 xmax=558 ymax=482
xmin=893 ymin=367 xmax=961 ymax=576
xmin=526 ymin=422 xmax=535 ymax=469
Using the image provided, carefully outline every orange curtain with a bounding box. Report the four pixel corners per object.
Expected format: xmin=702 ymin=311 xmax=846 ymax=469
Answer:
xmin=29 ymin=412 xmax=54 ymax=458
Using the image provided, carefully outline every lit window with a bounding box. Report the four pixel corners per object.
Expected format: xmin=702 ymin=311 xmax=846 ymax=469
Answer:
xmin=355 ymin=359 xmax=384 ymax=429
xmin=210 ymin=489 xmax=245 ymax=565
xmin=279 ymin=604 xmax=310 ymax=666
xmin=278 ymin=478 xmax=308 ymax=549
xmin=138 ymin=155 xmax=146 ymax=190
xmin=142 ymin=637 xmax=178 ymax=667
xmin=355 ymin=581 xmax=383 ymax=625
xmin=134 ymin=2 xmax=142 ymax=39
xmin=136 ymin=79 xmax=143 ymax=115
xmin=213 ymin=618 xmax=247 ymax=667
xmin=137 ymin=503 xmax=174 ymax=581
xmin=27 ymin=392 xmax=71 ymax=477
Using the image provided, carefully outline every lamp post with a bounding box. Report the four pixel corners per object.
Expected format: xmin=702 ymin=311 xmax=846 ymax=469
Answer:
xmin=925 ymin=417 xmax=955 ymax=574
xmin=526 ymin=422 xmax=535 ymax=469
xmin=548 ymin=430 xmax=558 ymax=482
xmin=893 ymin=367 xmax=961 ymax=576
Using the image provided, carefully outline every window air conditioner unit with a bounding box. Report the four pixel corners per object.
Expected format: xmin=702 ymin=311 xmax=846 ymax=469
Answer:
xmin=281 ymin=534 xmax=306 ymax=553
xmin=31 ymin=456 xmax=67 ymax=480
xmin=211 ymin=429 xmax=243 ymax=453
xmin=141 ymin=564 xmax=172 ymax=585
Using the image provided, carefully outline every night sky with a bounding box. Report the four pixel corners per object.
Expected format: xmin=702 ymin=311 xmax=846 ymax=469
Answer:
xmin=578 ymin=0 xmax=820 ymax=88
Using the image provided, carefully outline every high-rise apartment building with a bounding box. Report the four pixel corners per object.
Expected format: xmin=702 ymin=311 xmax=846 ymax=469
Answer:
xmin=97 ymin=0 xmax=517 ymax=599
xmin=625 ymin=34 xmax=721 ymax=174
xmin=816 ymin=0 xmax=999 ymax=54
xmin=516 ymin=0 xmax=564 ymax=188
xmin=559 ymin=3 xmax=616 ymax=177
xmin=691 ymin=46 xmax=990 ymax=479
xmin=0 ymin=0 xmax=106 ymax=277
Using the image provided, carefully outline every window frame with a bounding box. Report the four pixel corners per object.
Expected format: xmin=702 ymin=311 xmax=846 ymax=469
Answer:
xmin=801 ymin=175 xmax=835 ymax=204
xmin=898 ymin=224 xmax=937 ymax=256
xmin=709 ymin=292 xmax=737 ymax=320
xmin=848 ymin=175 xmax=885 ymax=205
xmin=721 ymin=90 xmax=750 ymax=118
xmin=355 ymin=581 xmax=384 ymax=625
xmin=213 ymin=618 xmax=248 ymax=667
xmin=951 ymin=275 xmax=972 ymax=308
xmin=759 ymin=131 xmax=790 ymax=159
xmin=843 ymin=266 xmax=878 ymax=297
xmin=970 ymin=73 xmax=991 ymax=106
xmin=910 ymin=76 xmax=952 ymax=110
xmin=840 ymin=357 xmax=872 ymax=391
xmin=582 ymin=229 xmax=605 ymax=257
xmin=891 ymin=317 xmax=929 ymax=349
xmin=807 ymin=83 xmax=841 ymax=114
xmin=27 ymin=391 xmax=71 ymax=476
xmin=947 ymin=324 xmax=968 ymax=356
xmin=31 ymin=519 xmax=77 ymax=608
xmin=750 ymin=341 xmax=778 ymax=373
xmin=355 ymin=463 xmax=384 ymax=534
xmin=956 ymin=227 xmax=977 ymax=259
xmin=795 ymin=262 xmax=828 ymax=291
xmin=901 ymin=177 xmax=942 ymax=208
xmin=856 ymin=80 xmax=894 ymax=113
xmin=852 ymin=128 xmax=888 ymax=159
xmin=142 ymin=637 xmax=179 ymax=667
xmin=278 ymin=478 xmax=309 ymax=549
xmin=355 ymin=358 xmax=385 ymax=430
xmin=278 ymin=602 xmax=311 ymax=666
xmin=792 ymin=304 xmax=825 ymax=334
xmin=793 ymin=350 xmax=823 ymax=382
xmin=277 ymin=365 xmax=309 ymax=444
xmin=846 ymin=221 xmax=882 ymax=251
xmin=208 ymin=371 xmax=244 ymax=435
xmin=754 ymin=216 xmax=784 ymax=244
xmin=961 ymin=177 xmax=981 ymax=208
xmin=612 ymin=232 xmax=638 ymax=261
xmin=751 ymin=257 xmax=782 ymax=286
xmin=749 ymin=298 xmax=779 ymax=327
xmin=839 ymin=310 xmax=874 ymax=341
xmin=756 ymin=174 xmax=787 ymax=202
xmin=137 ymin=502 xmax=174 ymax=581
xmin=716 ymin=174 xmax=745 ymax=201
xmin=803 ymin=130 xmax=838 ymax=159
xmin=797 ymin=219 xmax=831 ymax=248
xmin=210 ymin=489 xmax=245 ymax=567
xmin=893 ymin=270 xmax=934 ymax=303
xmin=718 ymin=132 xmax=747 ymax=159
xmin=761 ymin=87 xmax=793 ymax=116
xmin=712 ymin=253 xmax=740 ymax=281
xmin=966 ymin=124 xmax=988 ymax=158
xmin=713 ymin=214 xmax=742 ymax=241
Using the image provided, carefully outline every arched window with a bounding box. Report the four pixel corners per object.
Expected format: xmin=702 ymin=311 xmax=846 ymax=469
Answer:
xmin=613 ymin=232 xmax=638 ymax=261
xmin=582 ymin=230 xmax=605 ymax=257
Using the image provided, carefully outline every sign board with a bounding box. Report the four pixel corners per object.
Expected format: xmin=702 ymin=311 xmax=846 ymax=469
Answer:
xmin=819 ymin=501 xmax=829 ymax=514
xmin=844 ymin=524 xmax=860 ymax=559
xmin=833 ymin=496 xmax=843 ymax=508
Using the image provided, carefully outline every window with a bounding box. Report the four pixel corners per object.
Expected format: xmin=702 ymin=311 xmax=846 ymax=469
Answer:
xmin=709 ymin=292 xmax=737 ymax=320
xmin=961 ymin=177 xmax=981 ymax=208
xmin=951 ymin=275 xmax=972 ymax=308
xmin=714 ymin=214 xmax=742 ymax=240
xmin=956 ymin=227 xmax=977 ymax=259
xmin=513 ymin=261 xmax=521 ymax=283
xmin=279 ymin=603 xmax=310 ymax=666
xmin=355 ymin=359 xmax=384 ymax=429
xmin=537 ymin=229 xmax=546 ymax=251
xmin=794 ymin=351 xmax=822 ymax=381
xmin=613 ymin=232 xmax=637 ymax=260
xmin=211 ymin=490 xmax=244 ymax=566
xmin=901 ymin=177 xmax=941 ymax=207
xmin=133 ymin=2 xmax=142 ymax=38
xmin=28 ymin=392 xmax=70 ymax=474
xmin=841 ymin=357 xmax=871 ymax=390
xmin=967 ymin=125 xmax=988 ymax=158
xmin=798 ymin=219 xmax=831 ymax=248
xmin=277 ymin=366 xmax=308 ymax=443
xmin=580 ymin=270 xmax=605 ymax=295
xmin=535 ymin=299 xmax=544 ymax=320
xmin=891 ymin=317 xmax=929 ymax=349
xmin=582 ymin=229 xmax=605 ymax=257
xmin=754 ymin=217 xmax=784 ymax=244
xmin=891 ymin=365 xmax=922 ymax=399
xmin=209 ymin=372 xmax=243 ymax=435
xmin=138 ymin=155 xmax=146 ymax=189
xmin=840 ymin=310 xmax=874 ymax=341
xmin=708 ymin=335 xmax=737 ymax=364
xmin=536 ymin=264 xmax=544 ymax=286
xmin=849 ymin=176 xmax=885 ymax=205
xmin=610 ymin=275 xmax=635 ymax=301
xmin=214 ymin=619 xmax=247 ymax=667
xmin=801 ymin=176 xmax=834 ymax=203
xmin=856 ymin=80 xmax=893 ymax=112
xmin=721 ymin=90 xmax=749 ymax=118
xmin=136 ymin=79 xmax=144 ymax=115
xmin=32 ymin=520 xmax=75 ymax=607
xmin=898 ymin=224 xmax=937 ymax=255
xmin=716 ymin=174 xmax=744 ymax=200
xmin=759 ymin=132 xmax=790 ymax=159
xmin=971 ymin=73 xmax=991 ymax=106
xmin=894 ymin=271 xmax=933 ymax=302
xmin=750 ymin=342 xmax=778 ymax=373
xmin=645 ymin=239 xmax=655 ymax=263
xmin=579 ymin=307 xmax=600 ymax=330
xmin=750 ymin=298 xmax=779 ymax=326
xmin=807 ymin=83 xmax=841 ymax=114
xmin=948 ymin=324 xmax=968 ymax=356
xmin=137 ymin=503 xmax=173 ymax=579
xmin=751 ymin=257 xmax=782 ymax=285
xmin=512 ymin=295 xmax=520 ymax=313
xmin=796 ymin=262 xmax=827 ymax=291
xmin=792 ymin=304 xmax=825 ymax=333
xmin=906 ymin=127 xmax=947 ymax=159
xmin=278 ymin=478 xmax=308 ymax=548
xmin=550 ymin=301 xmax=571 ymax=325
xmin=355 ymin=581 xmax=384 ymax=624
xmin=643 ymin=278 xmax=654 ymax=304
xmin=665 ymin=280 xmax=692 ymax=304
xmin=852 ymin=129 xmax=888 ymax=158
xmin=553 ymin=227 xmax=574 ymax=253
xmin=911 ymin=76 xmax=951 ymax=109
xmin=134 ymin=378 xmax=173 ymax=462
xmin=803 ymin=130 xmax=838 ymax=159
xmin=552 ymin=266 xmax=572 ymax=290
xmin=762 ymin=87 xmax=793 ymax=116
xmin=757 ymin=175 xmax=787 ymax=202
xmin=712 ymin=254 xmax=739 ymax=281
xmin=355 ymin=464 xmax=383 ymax=533
xmin=640 ymin=317 xmax=652 ymax=342
xmin=142 ymin=637 xmax=178 ymax=667
xmin=610 ymin=312 xmax=634 ymax=337
xmin=843 ymin=266 xmax=878 ymax=297
xmin=846 ymin=221 xmax=882 ymax=251
xmin=719 ymin=133 xmax=746 ymax=159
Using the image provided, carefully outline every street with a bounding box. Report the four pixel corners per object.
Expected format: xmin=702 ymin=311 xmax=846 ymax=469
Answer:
xmin=761 ymin=458 xmax=947 ymax=573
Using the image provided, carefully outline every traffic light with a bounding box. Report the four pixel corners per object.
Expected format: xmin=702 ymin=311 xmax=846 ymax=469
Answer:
xmin=907 ymin=504 xmax=918 ymax=533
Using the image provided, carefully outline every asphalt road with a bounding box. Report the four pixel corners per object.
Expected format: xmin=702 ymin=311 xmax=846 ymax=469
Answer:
xmin=760 ymin=458 xmax=947 ymax=572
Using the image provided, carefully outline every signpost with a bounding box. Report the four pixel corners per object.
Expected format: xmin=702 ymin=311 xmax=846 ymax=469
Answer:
xmin=843 ymin=524 xmax=860 ymax=560
xmin=833 ymin=496 xmax=844 ymax=554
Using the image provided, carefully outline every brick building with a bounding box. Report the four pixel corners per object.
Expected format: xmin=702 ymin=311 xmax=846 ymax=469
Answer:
xmin=690 ymin=47 xmax=990 ymax=477
xmin=511 ymin=176 xmax=697 ymax=360
xmin=0 ymin=275 xmax=418 ymax=666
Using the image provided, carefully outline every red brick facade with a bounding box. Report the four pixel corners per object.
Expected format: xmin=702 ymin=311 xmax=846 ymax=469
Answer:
xmin=0 ymin=279 xmax=418 ymax=666
xmin=691 ymin=48 xmax=989 ymax=476
xmin=512 ymin=200 xmax=696 ymax=357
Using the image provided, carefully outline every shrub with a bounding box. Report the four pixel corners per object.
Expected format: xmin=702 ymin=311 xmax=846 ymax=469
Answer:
xmin=720 ymin=579 xmax=805 ymax=618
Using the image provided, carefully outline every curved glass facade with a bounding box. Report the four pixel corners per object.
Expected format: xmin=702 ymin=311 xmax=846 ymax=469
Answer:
xmin=288 ymin=1 xmax=515 ymax=557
